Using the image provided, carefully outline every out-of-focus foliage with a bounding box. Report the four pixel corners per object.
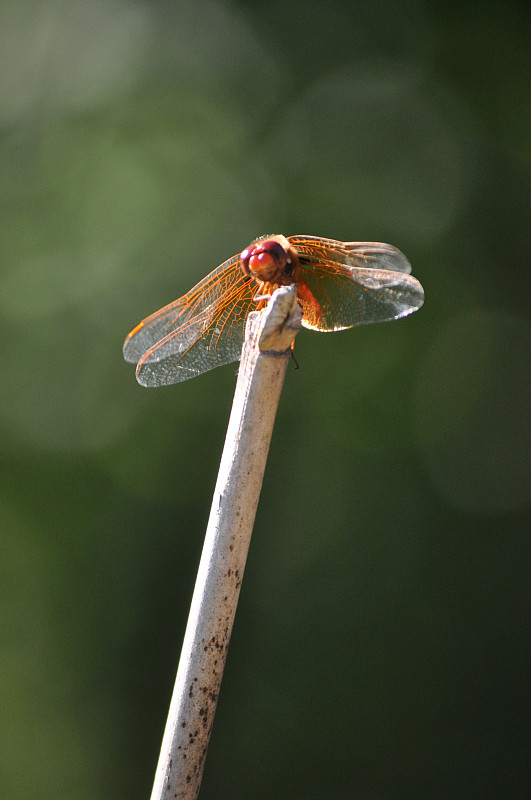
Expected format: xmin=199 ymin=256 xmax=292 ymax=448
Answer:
xmin=1 ymin=1 xmax=529 ymax=798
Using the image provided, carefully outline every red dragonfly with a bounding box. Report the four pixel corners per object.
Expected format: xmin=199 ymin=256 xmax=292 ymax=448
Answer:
xmin=123 ymin=234 xmax=424 ymax=386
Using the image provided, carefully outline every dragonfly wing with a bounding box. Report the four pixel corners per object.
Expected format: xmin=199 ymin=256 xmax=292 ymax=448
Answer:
xmin=123 ymin=254 xmax=243 ymax=365
xmin=123 ymin=294 xmax=188 ymax=365
xmin=131 ymin=260 xmax=256 ymax=386
xmin=288 ymin=235 xmax=412 ymax=274
xmin=287 ymin=236 xmax=423 ymax=331
xmin=300 ymin=262 xmax=423 ymax=331
xmin=341 ymin=242 xmax=412 ymax=274
xmin=135 ymin=318 xmax=247 ymax=386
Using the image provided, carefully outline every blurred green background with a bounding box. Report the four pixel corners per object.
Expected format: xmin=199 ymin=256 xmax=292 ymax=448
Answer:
xmin=1 ymin=1 xmax=529 ymax=798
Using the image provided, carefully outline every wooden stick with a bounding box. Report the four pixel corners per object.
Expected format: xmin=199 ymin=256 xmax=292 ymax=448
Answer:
xmin=150 ymin=285 xmax=302 ymax=800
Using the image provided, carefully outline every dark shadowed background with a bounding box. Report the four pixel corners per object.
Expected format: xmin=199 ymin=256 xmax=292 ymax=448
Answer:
xmin=1 ymin=1 xmax=529 ymax=798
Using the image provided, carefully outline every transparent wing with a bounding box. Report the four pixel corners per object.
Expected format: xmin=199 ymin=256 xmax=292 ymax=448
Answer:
xmin=123 ymin=254 xmax=256 ymax=386
xmin=288 ymin=235 xmax=423 ymax=332
xmin=289 ymin=235 xmax=413 ymax=273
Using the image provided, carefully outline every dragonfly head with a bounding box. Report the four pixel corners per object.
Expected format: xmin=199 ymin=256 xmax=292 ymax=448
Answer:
xmin=240 ymin=234 xmax=298 ymax=285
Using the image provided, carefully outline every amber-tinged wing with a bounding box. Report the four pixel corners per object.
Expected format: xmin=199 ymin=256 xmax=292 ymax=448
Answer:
xmin=288 ymin=235 xmax=424 ymax=332
xmin=123 ymin=254 xmax=255 ymax=386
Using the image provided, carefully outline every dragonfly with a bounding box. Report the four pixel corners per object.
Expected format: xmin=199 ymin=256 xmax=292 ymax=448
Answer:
xmin=123 ymin=234 xmax=424 ymax=387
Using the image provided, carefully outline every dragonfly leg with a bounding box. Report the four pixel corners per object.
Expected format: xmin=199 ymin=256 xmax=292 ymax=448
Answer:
xmin=290 ymin=341 xmax=299 ymax=370
xmin=253 ymin=290 xmax=271 ymax=302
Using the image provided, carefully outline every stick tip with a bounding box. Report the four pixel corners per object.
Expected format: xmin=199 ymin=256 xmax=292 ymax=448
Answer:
xmin=257 ymin=284 xmax=302 ymax=352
